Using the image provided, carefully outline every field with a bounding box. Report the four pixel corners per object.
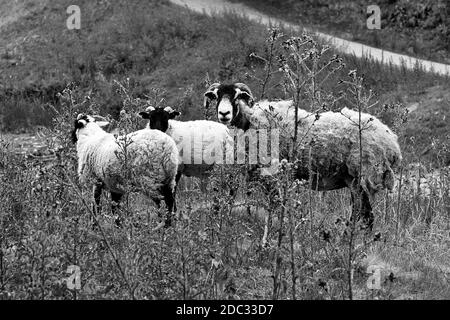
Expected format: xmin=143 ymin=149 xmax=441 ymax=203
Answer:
xmin=1 ymin=0 xmax=450 ymax=300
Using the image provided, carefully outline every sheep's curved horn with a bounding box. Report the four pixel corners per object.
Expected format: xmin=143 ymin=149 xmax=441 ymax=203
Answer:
xmin=92 ymin=115 xmax=108 ymax=122
xmin=233 ymin=83 xmax=253 ymax=102
xmin=76 ymin=113 xmax=85 ymax=120
xmin=205 ymin=83 xmax=220 ymax=95
xmin=145 ymin=106 xmax=155 ymax=112
xmin=204 ymin=83 xmax=220 ymax=109
xmin=164 ymin=106 xmax=175 ymax=113
xmin=234 ymin=82 xmax=252 ymax=92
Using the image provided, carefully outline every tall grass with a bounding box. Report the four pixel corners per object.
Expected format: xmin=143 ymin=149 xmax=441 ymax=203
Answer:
xmin=1 ymin=2 xmax=449 ymax=300
xmin=4 ymin=26 xmax=450 ymax=300
xmin=1 ymin=79 xmax=449 ymax=300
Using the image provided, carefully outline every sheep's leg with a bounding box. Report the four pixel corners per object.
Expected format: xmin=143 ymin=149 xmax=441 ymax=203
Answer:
xmin=199 ymin=175 xmax=208 ymax=193
xmin=162 ymin=185 xmax=176 ymax=228
xmin=174 ymin=170 xmax=183 ymax=211
xmin=360 ymin=190 xmax=374 ymax=230
xmin=150 ymin=197 xmax=167 ymax=231
xmin=350 ymin=186 xmax=374 ymax=231
xmin=92 ymin=183 xmax=104 ymax=229
xmin=261 ymin=209 xmax=272 ymax=248
xmin=152 ymin=185 xmax=176 ymax=228
xmin=93 ymin=183 xmax=103 ymax=214
xmin=111 ymin=191 xmax=123 ymax=228
xmin=246 ymin=165 xmax=259 ymax=216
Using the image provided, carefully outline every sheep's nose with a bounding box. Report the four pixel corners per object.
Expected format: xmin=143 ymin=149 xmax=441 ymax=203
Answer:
xmin=219 ymin=111 xmax=230 ymax=117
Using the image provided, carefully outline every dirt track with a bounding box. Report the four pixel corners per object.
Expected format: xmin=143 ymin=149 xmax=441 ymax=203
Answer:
xmin=169 ymin=0 xmax=450 ymax=76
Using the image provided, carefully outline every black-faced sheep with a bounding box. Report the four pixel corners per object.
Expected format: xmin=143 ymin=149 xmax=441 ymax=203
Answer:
xmin=204 ymin=82 xmax=403 ymax=229
xmin=138 ymin=106 xmax=233 ymax=187
xmin=71 ymin=114 xmax=179 ymax=228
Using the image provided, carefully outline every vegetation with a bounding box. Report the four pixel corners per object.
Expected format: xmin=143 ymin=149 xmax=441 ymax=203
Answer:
xmin=0 ymin=0 xmax=449 ymax=300
xmin=1 ymin=76 xmax=449 ymax=299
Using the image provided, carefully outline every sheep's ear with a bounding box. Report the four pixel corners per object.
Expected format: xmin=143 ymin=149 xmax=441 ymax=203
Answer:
xmin=138 ymin=111 xmax=150 ymax=119
xmin=235 ymin=90 xmax=253 ymax=102
xmin=74 ymin=118 xmax=87 ymax=129
xmin=164 ymin=106 xmax=180 ymax=119
xmin=204 ymin=90 xmax=218 ymax=100
xmin=71 ymin=119 xmax=86 ymax=143
xmin=234 ymin=83 xmax=254 ymax=105
xmin=203 ymin=83 xmax=220 ymax=109
xmin=168 ymin=111 xmax=181 ymax=119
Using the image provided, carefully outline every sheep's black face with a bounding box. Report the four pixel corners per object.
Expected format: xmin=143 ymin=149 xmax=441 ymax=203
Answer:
xmin=138 ymin=107 xmax=180 ymax=133
xmin=204 ymin=83 xmax=253 ymax=126
xmin=148 ymin=109 xmax=170 ymax=132
xmin=71 ymin=114 xmax=91 ymax=143
xmin=216 ymin=85 xmax=239 ymax=125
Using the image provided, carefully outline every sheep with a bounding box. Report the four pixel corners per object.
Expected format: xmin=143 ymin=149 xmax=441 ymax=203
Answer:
xmin=138 ymin=106 xmax=234 ymax=189
xmin=204 ymin=82 xmax=403 ymax=229
xmin=71 ymin=113 xmax=179 ymax=228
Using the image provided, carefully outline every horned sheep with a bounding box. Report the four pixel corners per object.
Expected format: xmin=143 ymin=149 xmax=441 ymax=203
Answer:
xmin=71 ymin=114 xmax=179 ymax=227
xmin=204 ymin=82 xmax=403 ymax=229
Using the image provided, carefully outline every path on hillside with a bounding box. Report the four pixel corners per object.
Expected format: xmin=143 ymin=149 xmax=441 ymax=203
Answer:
xmin=169 ymin=0 xmax=450 ymax=76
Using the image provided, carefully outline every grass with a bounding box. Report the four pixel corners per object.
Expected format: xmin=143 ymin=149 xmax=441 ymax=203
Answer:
xmin=2 ymin=135 xmax=449 ymax=299
xmin=1 ymin=80 xmax=449 ymax=300
xmin=0 ymin=0 xmax=449 ymax=300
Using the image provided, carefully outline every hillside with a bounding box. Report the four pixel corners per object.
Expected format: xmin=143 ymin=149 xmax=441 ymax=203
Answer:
xmin=0 ymin=0 xmax=449 ymax=165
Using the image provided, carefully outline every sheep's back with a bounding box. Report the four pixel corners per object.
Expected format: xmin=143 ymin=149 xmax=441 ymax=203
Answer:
xmin=168 ymin=120 xmax=232 ymax=170
xmin=125 ymin=130 xmax=179 ymax=188
xmin=248 ymin=102 xmax=402 ymax=193
xmin=302 ymin=108 xmax=402 ymax=193
xmin=81 ymin=130 xmax=178 ymax=194
xmin=80 ymin=134 xmax=121 ymax=187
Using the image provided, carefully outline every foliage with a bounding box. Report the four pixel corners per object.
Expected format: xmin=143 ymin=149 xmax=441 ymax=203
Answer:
xmin=1 ymin=3 xmax=449 ymax=301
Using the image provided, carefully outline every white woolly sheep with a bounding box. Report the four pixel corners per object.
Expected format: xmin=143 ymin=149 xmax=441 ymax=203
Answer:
xmin=138 ymin=106 xmax=233 ymax=186
xmin=204 ymin=82 xmax=403 ymax=229
xmin=71 ymin=114 xmax=179 ymax=227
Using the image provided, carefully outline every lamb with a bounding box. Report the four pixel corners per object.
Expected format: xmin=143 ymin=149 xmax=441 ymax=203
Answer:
xmin=138 ymin=106 xmax=233 ymax=186
xmin=71 ymin=113 xmax=179 ymax=228
xmin=204 ymin=82 xmax=403 ymax=229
